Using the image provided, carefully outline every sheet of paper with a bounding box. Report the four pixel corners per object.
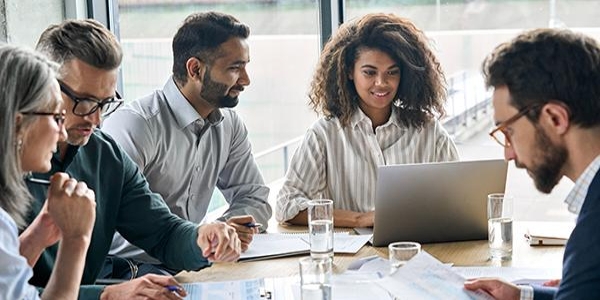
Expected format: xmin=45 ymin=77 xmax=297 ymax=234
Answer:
xmin=241 ymin=232 xmax=372 ymax=261
xmin=376 ymin=251 xmax=494 ymax=300
xmin=182 ymin=278 xmax=263 ymax=300
xmin=453 ymin=266 xmax=562 ymax=283
xmin=240 ymin=233 xmax=309 ymax=261
xmin=299 ymin=232 xmax=373 ymax=253
xmin=289 ymin=272 xmax=393 ymax=300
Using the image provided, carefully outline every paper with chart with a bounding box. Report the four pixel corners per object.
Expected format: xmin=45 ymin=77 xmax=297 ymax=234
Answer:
xmin=182 ymin=278 xmax=263 ymax=300
xmin=376 ymin=251 xmax=494 ymax=300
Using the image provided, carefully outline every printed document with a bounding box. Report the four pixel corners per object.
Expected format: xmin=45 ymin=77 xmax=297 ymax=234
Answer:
xmin=376 ymin=251 xmax=494 ymax=300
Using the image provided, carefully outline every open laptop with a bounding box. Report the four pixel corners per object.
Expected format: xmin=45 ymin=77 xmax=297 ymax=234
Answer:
xmin=370 ymin=159 xmax=508 ymax=247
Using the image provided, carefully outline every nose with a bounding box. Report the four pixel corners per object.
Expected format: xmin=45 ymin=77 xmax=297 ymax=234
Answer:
xmin=85 ymin=109 xmax=102 ymax=126
xmin=504 ymin=145 xmax=517 ymax=162
xmin=58 ymin=124 xmax=67 ymax=142
xmin=238 ymin=67 xmax=250 ymax=86
xmin=375 ymin=73 xmax=387 ymax=87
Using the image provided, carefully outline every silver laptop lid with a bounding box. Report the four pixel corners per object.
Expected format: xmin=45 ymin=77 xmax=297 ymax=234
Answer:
xmin=372 ymin=159 xmax=508 ymax=247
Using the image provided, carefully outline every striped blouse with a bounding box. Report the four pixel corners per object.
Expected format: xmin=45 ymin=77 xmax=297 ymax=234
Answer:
xmin=275 ymin=107 xmax=459 ymax=222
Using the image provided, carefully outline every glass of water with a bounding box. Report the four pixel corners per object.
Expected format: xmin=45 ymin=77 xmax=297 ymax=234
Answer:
xmin=308 ymin=199 xmax=334 ymax=258
xmin=487 ymin=193 xmax=513 ymax=261
xmin=299 ymin=256 xmax=332 ymax=300
xmin=388 ymin=241 xmax=421 ymax=274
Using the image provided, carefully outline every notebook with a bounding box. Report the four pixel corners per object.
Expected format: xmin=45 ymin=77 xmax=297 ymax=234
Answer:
xmin=371 ymin=159 xmax=508 ymax=247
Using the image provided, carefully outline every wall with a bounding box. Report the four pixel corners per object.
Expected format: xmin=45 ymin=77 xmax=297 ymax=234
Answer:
xmin=0 ymin=0 xmax=64 ymax=47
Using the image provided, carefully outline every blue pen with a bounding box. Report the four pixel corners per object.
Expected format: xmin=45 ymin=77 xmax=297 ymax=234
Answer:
xmin=243 ymin=222 xmax=263 ymax=228
xmin=166 ymin=285 xmax=180 ymax=292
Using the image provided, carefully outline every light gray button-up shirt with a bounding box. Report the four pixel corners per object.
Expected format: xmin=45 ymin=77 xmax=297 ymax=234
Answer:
xmin=103 ymin=77 xmax=271 ymax=261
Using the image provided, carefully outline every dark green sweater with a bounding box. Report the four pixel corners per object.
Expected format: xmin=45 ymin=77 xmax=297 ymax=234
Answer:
xmin=26 ymin=130 xmax=209 ymax=299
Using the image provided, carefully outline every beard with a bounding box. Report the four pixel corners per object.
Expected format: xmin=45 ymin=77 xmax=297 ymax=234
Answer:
xmin=518 ymin=127 xmax=567 ymax=194
xmin=201 ymin=69 xmax=241 ymax=108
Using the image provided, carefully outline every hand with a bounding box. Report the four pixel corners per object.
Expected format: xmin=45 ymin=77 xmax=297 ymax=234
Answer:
xmin=100 ymin=274 xmax=186 ymax=300
xmin=46 ymin=173 xmax=96 ymax=240
xmin=357 ymin=211 xmax=375 ymax=228
xmin=543 ymin=279 xmax=561 ymax=287
xmin=197 ymin=221 xmax=241 ymax=262
xmin=226 ymin=215 xmax=259 ymax=252
xmin=464 ymin=278 xmax=520 ymax=300
xmin=22 ymin=201 xmax=61 ymax=248
xmin=18 ymin=201 xmax=62 ymax=266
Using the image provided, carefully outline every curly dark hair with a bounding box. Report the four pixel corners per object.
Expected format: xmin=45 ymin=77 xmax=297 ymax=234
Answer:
xmin=482 ymin=28 xmax=600 ymax=127
xmin=309 ymin=13 xmax=447 ymax=128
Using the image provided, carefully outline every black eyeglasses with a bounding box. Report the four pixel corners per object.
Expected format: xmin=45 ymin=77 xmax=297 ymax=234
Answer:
xmin=21 ymin=110 xmax=66 ymax=126
xmin=58 ymin=80 xmax=123 ymax=117
xmin=489 ymin=104 xmax=540 ymax=148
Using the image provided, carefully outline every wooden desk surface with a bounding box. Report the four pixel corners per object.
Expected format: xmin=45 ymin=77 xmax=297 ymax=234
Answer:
xmin=176 ymin=221 xmax=565 ymax=283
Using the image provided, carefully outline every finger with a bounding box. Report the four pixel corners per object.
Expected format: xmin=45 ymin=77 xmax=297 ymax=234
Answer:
xmin=197 ymin=226 xmax=214 ymax=257
xmin=144 ymin=275 xmax=187 ymax=299
xmin=238 ymin=232 xmax=253 ymax=244
xmin=227 ymin=215 xmax=255 ymax=226
xmin=73 ymin=182 xmax=89 ymax=197
xmin=61 ymin=178 xmax=78 ymax=195
xmin=48 ymin=173 xmax=69 ymax=195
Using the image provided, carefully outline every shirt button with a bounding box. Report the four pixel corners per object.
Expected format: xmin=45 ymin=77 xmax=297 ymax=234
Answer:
xmin=195 ymin=166 xmax=200 ymax=172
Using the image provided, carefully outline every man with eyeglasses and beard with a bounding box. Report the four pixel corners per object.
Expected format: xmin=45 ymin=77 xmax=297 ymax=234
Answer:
xmin=103 ymin=12 xmax=271 ymax=267
xmin=463 ymin=29 xmax=600 ymax=300
xmin=22 ymin=19 xmax=242 ymax=300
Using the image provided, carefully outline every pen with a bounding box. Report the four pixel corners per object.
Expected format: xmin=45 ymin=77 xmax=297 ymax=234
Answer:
xmin=166 ymin=285 xmax=180 ymax=292
xmin=26 ymin=177 xmax=51 ymax=186
xmin=243 ymin=222 xmax=263 ymax=228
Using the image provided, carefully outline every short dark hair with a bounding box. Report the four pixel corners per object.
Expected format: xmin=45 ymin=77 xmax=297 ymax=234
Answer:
xmin=172 ymin=11 xmax=250 ymax=85
xmin=483 ymin=28 xmax=600 ymax=127
xmin=36 ymin=19 xmax=122 ymax=71
xmin=309 ymin=13 xmax=447 ymax=128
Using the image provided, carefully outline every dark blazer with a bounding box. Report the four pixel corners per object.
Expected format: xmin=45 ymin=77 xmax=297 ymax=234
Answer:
xmin=533 ymin=168 xmax=600 ymax=299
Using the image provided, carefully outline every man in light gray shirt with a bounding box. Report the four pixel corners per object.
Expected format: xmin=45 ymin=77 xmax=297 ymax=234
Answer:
xmin=103 ymin=12 xmax=271 ymax=262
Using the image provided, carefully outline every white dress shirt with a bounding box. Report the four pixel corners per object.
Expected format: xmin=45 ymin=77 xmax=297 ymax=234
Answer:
xmin=0 ymin=208 xmax=40 ymax=299
xmin=276 ymin=107 xmax=459 ymax=222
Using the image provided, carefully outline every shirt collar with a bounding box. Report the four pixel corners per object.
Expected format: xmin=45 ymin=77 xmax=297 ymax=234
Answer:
xmin=349 ymin=105 xmax=403 ymax=130
xmin=163 ymin=77 xmax=224 ymax=129
xmin=565 ymin=155 xmax=600 ymax=215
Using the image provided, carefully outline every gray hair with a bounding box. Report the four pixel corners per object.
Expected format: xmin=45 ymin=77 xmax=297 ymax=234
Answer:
xmin=0 ymin=44 xmax=59 ymax=227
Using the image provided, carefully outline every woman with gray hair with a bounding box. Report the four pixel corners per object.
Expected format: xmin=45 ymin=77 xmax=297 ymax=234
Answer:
xmin=0 ymin=44 xmax=96 ymax=299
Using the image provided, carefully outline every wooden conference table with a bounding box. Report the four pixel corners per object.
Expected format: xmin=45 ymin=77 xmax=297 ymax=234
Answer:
xmin=176 ymin=221 xmax=565 ymax=283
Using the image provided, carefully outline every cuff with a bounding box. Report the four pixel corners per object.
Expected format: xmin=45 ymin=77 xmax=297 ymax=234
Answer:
xmin=519 ymin=285 xmax=534 ymax=300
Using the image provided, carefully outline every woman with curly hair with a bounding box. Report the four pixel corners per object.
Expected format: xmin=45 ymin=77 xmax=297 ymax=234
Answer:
xmin=276 ymin=13 xmax=459 ymax=227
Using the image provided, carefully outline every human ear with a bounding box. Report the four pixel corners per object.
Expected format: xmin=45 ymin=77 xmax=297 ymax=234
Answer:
xmin=540 ymin=102 xmax=570 ymax=135
xmin=186 ymin=57 xmax=205 ymax=82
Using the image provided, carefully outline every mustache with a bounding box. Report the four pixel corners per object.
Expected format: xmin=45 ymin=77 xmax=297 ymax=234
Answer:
xmin=67 ymin=123 xmax=95 ymax=130
xmin=231 ymin=85 xmax=245 ymax=92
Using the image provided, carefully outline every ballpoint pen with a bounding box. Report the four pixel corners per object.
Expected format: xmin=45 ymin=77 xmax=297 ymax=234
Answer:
xmin=166 ymin=285 xmax=180 ymax=292
xmin=243 ymin=222 xmax=263 ymax=228
xmin=25 ymin=177 xmax=51 ymax=186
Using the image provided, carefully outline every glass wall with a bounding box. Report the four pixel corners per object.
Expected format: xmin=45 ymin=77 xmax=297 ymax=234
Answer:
xmin=117 ymin=0 xmax=321 ymax=185
xmin=114 ymin=0 xmax=600 ymax=219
